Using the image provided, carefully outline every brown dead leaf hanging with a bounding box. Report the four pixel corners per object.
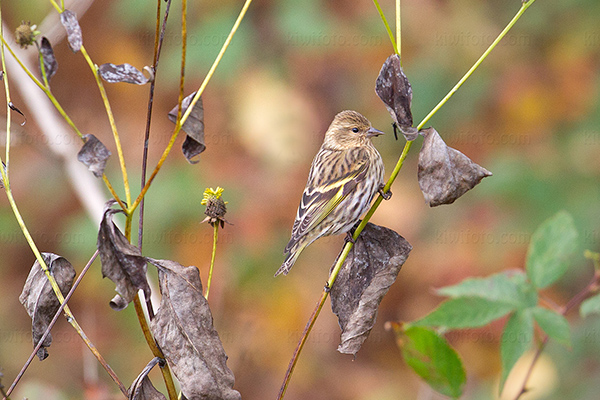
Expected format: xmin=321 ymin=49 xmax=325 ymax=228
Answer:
xmin=59 ymin=10 xmax=82 ymax=52
xmin=417 ymin=127 xmax=492 ymax=206
xmin=128 ymin=358 xmax=166 ymax=400
xmin=375 ymin=54 xmax=418 ymax=141
xmin=77 ymin=134 xmax=111 ymax=178
xmin=168 ymin=92 xmax=205 ymax=164
xmin=330 ymin=222 xmax=412 ymax=356
xmin=19 ymin=253 xmax=76 ymax=360
xmin=148 ymin=259 xmax=241 ymax=400
xmin=97 ymin=200 xmax=150 ymax=310
xmin=98 ymin=63 xmax=150 ymax=85
xmin=39 ymin=37 xmax=58 ymax=84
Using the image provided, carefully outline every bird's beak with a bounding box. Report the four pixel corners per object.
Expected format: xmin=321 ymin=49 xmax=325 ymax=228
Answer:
xmin=367 ymin=127 xmax=385 ymax=138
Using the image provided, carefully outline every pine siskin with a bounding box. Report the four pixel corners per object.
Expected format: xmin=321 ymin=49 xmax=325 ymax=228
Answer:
xmin=276 ymin=110 xmax=385 ymax=276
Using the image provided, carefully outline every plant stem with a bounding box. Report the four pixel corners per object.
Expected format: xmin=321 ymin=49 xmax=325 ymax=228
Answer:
xmin=1 ymin=251 xmax=128 ymax=399
xmin=139 ymin=0 xmax=172 ymax=252
xmin=79 ymin=45 xmax=132 ymax=212
xmin=278 ymin=289 xmax=329 ymax=400
xmin=132 ymin=295 xmax=179 ymax=400
xmin=0 ymin=9 xmax=11 ymax=168
xmin=205 ymin=223 xmax=219 ymax=299
xmin=396 ymin=0 xmax=401 ymax=60
xmin=514 ymin=267 xmax=597 ymax=400
xmin=372 ymin=0 xmax=399 ymax=55
xmin=128 ymin=0 xmax=254 ymax=215
xmin=418 ymin=0 xmax=536 ymax=130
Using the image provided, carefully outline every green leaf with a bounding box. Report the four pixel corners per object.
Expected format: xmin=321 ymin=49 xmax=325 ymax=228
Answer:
xmin=437 ymin=270 xmax=537 ymax=309
xmin=580 ymin=293 xmax=600 ymax=318
xmin=415 ymin=297 xmax=516 ymax=329
xmin=531 ymin=307 xmax=571 ymax=347
xmin=500 ymin=311 xmax=534 ymax=392
xmin=391 ymin=324 xmax=465 ymax=398
xmin=526 ymin=211 xmax=579 ymax=289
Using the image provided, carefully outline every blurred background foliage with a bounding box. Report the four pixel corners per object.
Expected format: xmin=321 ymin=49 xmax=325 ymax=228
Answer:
xmin=0 ymin=0 xmax=599 ymax=399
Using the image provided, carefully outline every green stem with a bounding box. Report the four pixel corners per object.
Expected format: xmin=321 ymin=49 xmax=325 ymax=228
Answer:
xmin=417 ymin=0 xmax=536 ymax=130
xmin=79 ymin=45 xmax=132 ymax=210
xmin=372 ymin=0 xmax=399 ymax=55
xmin=205 ymin=223 xmax=219 ymax=299
xmin=396 ymin=0 xmax=401 ymax=60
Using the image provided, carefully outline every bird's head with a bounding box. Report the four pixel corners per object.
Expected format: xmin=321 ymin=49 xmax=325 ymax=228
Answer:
xmin=323 ymin=110 xmax=384 ymax=150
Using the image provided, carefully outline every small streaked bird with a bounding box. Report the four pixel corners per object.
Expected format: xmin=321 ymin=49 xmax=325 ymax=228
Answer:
xmin=276 ymin=110 xmax=385 ymax=276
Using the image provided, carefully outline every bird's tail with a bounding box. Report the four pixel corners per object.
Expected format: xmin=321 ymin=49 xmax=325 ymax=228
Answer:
xmin=275 ymin=242 xmax=307 ymax=276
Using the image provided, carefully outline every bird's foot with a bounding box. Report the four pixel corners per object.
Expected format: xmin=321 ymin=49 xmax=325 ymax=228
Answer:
xmin=378 ymin=184 xmax=392 ymax=200
xmin=345 ymin=231 xmax=356 ymax=244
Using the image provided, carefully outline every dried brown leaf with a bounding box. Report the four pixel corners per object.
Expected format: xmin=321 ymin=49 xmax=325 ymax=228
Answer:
xmin=19 ymin=253 xmax=76 ymax=360
xmin=331 ymin=223 xmax=412 ymax=356
xmin=39 ymin=37 xmax=58 ymax=84
xmin=97 ymin=200 xmax=149 ymax=310
xmin=149 ymin=259 xmax=241 ymax=400
xmin=99 ymin=63 xmax=149 ymax=85
xmin=375 ymin=54 xmax=418 ymax=140
xmin=417 ymin=127 xmax=492 ymax=206
xmin=60 ymin=10 xmax=82 ymax=52
xmin=77 ymin=134 xmax=111 ymax=178
xmin=168 ymin=92 xmax=205 ymax=164
xmin=129 ymin=358 xmax=166 ymax=400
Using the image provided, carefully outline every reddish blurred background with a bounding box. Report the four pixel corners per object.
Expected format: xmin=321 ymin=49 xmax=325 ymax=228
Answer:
xmin=1 ymin=0 xmax=600 ymax=399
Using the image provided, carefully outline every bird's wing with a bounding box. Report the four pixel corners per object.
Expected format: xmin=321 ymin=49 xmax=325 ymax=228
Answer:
xmin=285 ymin=147 xmax=369 ymax=252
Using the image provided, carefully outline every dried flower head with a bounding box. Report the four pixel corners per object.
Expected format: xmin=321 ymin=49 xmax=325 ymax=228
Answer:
xmin=15 ymin=21 xmax=40 ymax=49
xmin=201 ymin=187 xmax=230 ymax=228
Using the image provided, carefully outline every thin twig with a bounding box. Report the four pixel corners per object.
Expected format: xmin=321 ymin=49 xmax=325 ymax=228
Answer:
xmin=278 ymin=289 xmax=329 ymax=399
xmin=138 ymin=0 xmax=174 ymax=321
xmin=513 ymin=268 xmax=599 ymax=399
xmin=3 ymin=250 xmax=127 ymax=399
xmin=204 ymin=223 xmax=219 ymax=299
xmin=372 ymin=0 xmax=398 ymax=55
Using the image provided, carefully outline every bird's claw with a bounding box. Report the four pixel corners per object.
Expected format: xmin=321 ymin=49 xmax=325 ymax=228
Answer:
xmin=345 ymin=231 xmax=356 ymax=244
xmin=378 ymin=184 xmax=392 ymax=200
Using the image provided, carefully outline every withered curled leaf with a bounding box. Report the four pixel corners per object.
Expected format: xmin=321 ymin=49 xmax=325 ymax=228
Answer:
xmin=59 ymin=10 xmax=82 ymax=52
xmin=99 ymin=63 xmax=150 ymax=85
xmin=149 ymin=259 xmax=241 ymax=400
xmin=19 ymin=253 xmax=76 ymax=360
xmin=129 ymin=357 xmax=166 ymax=400
xmin=77 ymin=134 xmax=111 ymax=178
xmin=168 ymin=92 xmax=205 ymax=164
xmin=39 ymin=37 xmax=58 ymax=84
xmin=331 ymin=223 xmax=412 ymax=356
xmin=97 ymin=200 xmax=149 ymax=310
xmin=375 ymin=54 xmax=418 ymax=141
xmin=418 ymin=127 xmax=492 ymax=207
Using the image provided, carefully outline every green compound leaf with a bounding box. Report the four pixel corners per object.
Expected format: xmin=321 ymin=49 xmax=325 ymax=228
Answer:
xmin=437 ymin=270 xmax=537 ymax=309
xmin=531 ymin=306 xmax=571 ymax=348
xmin=415 ymin=297 xmax=516 ymax=329
xmin=581 ymin=293 xmax=600 ymax=318
xmin=391 ymin=324 xmax=465 ymax=399
xmin=500 ymin=310 xmax=534 ymax=392
xmin=526 ymin=211 xmax=579 ymax=289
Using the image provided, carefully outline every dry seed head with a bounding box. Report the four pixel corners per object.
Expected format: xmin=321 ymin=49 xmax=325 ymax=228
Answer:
xmin=201 ymin=187 xmax=229 ymax=227
xmin=15 ymin=21 xmax=39 ymax=49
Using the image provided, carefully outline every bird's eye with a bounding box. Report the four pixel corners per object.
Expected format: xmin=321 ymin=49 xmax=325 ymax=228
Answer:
xmin=351 ymin=127 xmax=359 ymax=133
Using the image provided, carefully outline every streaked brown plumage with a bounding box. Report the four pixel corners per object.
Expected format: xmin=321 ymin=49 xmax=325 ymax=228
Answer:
xmin=276 ymin=110 xmax=385 ymax=276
